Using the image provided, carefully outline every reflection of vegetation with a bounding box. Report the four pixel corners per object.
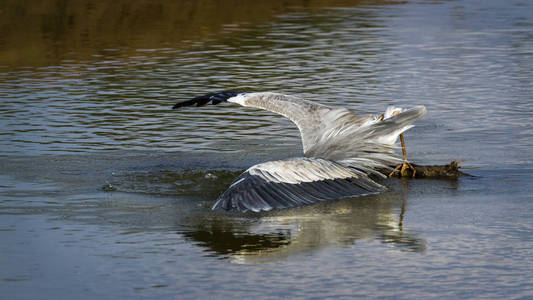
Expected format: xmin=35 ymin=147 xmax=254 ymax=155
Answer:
xmin=181 ymin=224 xmax=291 ymax=257
xmin=181 ymin=191 xmax=426 ymax=263
xmin=0 ymin=0 xmax=400 ymax=67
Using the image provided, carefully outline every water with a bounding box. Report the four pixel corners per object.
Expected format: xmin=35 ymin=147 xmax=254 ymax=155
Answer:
xmin=1 ymin=0 xmax=533 ymax=298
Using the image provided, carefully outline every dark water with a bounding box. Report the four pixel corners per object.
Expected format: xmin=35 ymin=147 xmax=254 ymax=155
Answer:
xmin=1 ymin=0 xmax=533 ymax=299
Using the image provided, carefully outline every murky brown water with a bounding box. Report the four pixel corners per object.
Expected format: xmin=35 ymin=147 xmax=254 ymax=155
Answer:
xmin=1 ymin=0 xmax=533 ymax=299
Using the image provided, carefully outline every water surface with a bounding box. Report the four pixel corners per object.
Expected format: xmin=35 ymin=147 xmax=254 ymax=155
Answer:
xmin=1 ymin=0 xmax=533 ymax=299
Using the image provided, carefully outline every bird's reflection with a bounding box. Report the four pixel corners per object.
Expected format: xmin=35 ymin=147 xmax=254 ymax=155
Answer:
xmin=180 ymin=186 xmax=425 ymax=263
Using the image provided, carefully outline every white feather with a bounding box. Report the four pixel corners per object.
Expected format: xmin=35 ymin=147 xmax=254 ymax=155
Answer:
xmin=247 ymin=158 xmax=363 ymax=184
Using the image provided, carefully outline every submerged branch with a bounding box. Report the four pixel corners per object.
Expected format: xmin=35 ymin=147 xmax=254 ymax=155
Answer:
xmin=377 ymin=160 xmax=470 ymax=178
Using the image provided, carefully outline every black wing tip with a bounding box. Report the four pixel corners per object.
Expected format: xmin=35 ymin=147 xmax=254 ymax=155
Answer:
xmin=172 ymin=100 xmax=193 ymax=109
xmin=172 ymin=91 xmax=248 ymax=109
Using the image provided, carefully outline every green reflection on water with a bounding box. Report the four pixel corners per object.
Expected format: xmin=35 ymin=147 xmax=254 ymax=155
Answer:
xmin=0 ymin=0 xmax=400 ymax=68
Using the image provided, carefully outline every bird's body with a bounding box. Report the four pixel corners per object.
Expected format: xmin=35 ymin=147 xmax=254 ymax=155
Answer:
xmin=173 ymin=92 xmax=426 ymax=212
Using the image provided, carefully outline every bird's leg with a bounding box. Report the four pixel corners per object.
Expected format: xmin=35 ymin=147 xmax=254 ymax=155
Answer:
xmin=389 ymin=133 xmax=416 ymax=177
xmin=379 ymin=112 xmax=416 ymax=178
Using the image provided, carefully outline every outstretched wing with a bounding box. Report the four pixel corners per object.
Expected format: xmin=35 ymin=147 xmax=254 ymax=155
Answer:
xmin=211 ymin=157 xmax=385 ymax=212
xmin=173 ymin=91 xmax=426 ymax=172
xmin=174 ymin=91 xmax=350 ymax=154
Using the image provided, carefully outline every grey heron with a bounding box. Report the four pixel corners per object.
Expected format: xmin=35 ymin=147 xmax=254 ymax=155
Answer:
xmin=173 ymin=92 xmax=426 ymax=212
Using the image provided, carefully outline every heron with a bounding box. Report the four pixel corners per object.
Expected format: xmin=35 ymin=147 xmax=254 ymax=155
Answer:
xmin=173 ymin=92 xmax=426 ymax=212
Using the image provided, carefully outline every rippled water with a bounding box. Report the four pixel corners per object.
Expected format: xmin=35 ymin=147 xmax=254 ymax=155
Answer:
xmin=1 ymin=0 xmax=533 ymax=299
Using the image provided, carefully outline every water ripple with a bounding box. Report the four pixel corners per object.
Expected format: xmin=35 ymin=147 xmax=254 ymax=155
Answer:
xmin=0 ymin=1 xmax=532 ymax=168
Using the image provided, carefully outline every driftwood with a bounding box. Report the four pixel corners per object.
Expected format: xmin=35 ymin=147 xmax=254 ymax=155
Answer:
xmin=377 ymin=160 xmax=469 ymax=178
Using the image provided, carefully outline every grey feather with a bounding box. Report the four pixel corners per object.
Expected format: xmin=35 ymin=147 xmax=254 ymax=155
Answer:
xmin=211 ymin=158 xmax=385 ymax=212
